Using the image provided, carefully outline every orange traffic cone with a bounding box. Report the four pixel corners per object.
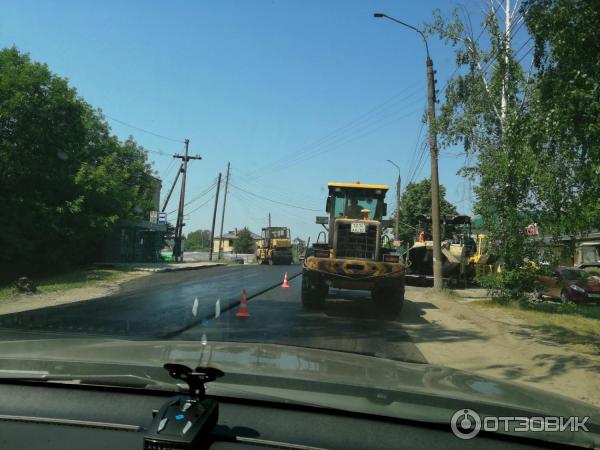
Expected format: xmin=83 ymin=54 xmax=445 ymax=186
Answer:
xmin=281 ymin=272 xmax=290 ymax=289
xmin=236 ymin=289 xmax=250 ymax=318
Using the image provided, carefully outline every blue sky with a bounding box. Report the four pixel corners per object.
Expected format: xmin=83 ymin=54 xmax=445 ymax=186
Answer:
xmin=1 ymin=0 xmax=492 ymax=241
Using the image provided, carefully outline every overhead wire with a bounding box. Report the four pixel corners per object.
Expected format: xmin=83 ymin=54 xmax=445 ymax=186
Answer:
xmin=185 ymin=191 xmax=218 ymax=217
xmin=232 ymin=186 xmax=316 ymax=228
xmin=165 ymin=182 xmax=217 ymax=216
xmin=184 ymin=179 xmax=219 ymax=207
xmin=241 ymin=83 xmax=426 ymax=179
xmin=228 ymin=183 xmax=321 ymax=212
xmin=103 ymin=113 xmax=184 ymax=143
xmin=252 ymin=103 xmax=427 ymax=182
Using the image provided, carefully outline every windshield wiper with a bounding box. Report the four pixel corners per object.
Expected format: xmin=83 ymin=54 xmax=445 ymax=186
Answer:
xmin=0 ymin=371 xmax=180 ymax=391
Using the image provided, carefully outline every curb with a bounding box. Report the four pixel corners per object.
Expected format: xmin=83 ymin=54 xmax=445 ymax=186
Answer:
xmin=136 ymin=263 xmax=226 ymax=273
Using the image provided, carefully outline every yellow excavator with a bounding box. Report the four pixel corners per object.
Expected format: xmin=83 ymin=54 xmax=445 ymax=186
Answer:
xmin=256 ymin=227 xmax=293 ymax=265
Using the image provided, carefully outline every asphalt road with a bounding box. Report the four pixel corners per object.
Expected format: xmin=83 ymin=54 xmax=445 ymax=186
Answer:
xmin=176 ymin=276 xmax=427 ymax=364
xmin=0 ymin=265 xmax=301 ymax=338
xmin=0 ymin=265 xmax=426 ymax=364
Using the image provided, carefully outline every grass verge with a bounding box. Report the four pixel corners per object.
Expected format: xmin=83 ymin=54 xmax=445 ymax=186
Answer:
xmin=475 ymin=299 xmax=600 ymax=354
xmin=0 ymin=267 xmax=133 ymax=299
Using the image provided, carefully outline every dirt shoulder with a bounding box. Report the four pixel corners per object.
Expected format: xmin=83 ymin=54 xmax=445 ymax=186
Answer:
xmin=0 ymin=270 xmax=151 ymax=315
xmin=403 ymin=286 xmax=600 ymax=407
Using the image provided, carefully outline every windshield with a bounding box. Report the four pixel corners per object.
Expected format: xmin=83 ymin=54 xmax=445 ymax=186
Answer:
xmin=561 ymin=270 xmax=591 ymax=281
xmin=1 ymin=1 xmax=599 ymax=445
xmin=269 ymin=229 xmax=288 ymax=239
xmin=332 ymin=192 xmax=382 ymax=219
xmin=581 ymin=245 xmax=600 ymax=263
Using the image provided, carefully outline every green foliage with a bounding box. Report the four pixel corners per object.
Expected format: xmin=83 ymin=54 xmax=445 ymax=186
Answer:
xmin=233 ymin=227 xmax=255 ymax=254
xmin=293 ymin=237 xmax=306 ymax=255
xmin=478 ymin=266 xmax=538 ymax=304
xmin=428 ymin=2 xmax=599 ymax=299
xmin=524 ymin=0 xmax=600 ymax=238
xmin=185 ymin=229 xmax=211 ymax=251
xmin=394 ymin=179 xmax=458 ymax=244
xmin=0 ymin=47 xmax=156 ymax=278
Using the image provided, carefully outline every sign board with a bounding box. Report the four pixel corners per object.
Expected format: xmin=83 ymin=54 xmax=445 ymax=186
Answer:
xmin=526 ymin=223 xmax=539 ymax=236
xmin=158 ymin=212 xmax=167 ymax=225
xmin=351 ymin=222 xmax=366 ymax=234
xmin=149 ymin=211 xmax=158 ymax=224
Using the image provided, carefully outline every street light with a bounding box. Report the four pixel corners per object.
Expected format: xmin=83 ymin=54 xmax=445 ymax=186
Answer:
xmin=374 ymin=12 xmax=444 ymax=290
xmin=386 ymin=160 xmax=401 ymax=245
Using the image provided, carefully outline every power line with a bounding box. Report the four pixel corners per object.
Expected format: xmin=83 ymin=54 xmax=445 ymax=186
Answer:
xmin=166 ymin=182 xmax=216 ymax=215
xmin=516 ymin=46 xmax=534 ymax=65
xmin=104 ymin=113 xmax=184 ymax=144
xmin=229 ymin=171 xmax=322 ymax=205
xmin=185 ymin=192 xmax=218 ymax=216
xmin=241 ymin=82 xmax=426 ymax=179
xmin=251 ymin=103 xmax=426 ymax=182
xmin=229 ymin=183 xmax=321 ymax=212
xmin=184 ymin=180 xmax=218 ymax=207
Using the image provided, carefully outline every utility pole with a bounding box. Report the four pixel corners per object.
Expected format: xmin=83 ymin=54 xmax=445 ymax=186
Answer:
xmin=161 ymin=163 xmax=184 ymax=212
xmin=209 ymin=173 xmax=222 ymax=262
xmin=173 ymin=139 xmax=202 ymax=262
xmin=268 ymin=212 xmax=271 ymax=228
xmin=217 ymin=162 xmax=230 ymax=260
xmin=396 ymin=175 xmax=401 ymax=240
xmin=374 ymin=12 xmax=443 ymax=289
xmin=386 ymin=160 xmax=401 ymax=246
xmin=426 ymin=56 xmax=443 ymax=290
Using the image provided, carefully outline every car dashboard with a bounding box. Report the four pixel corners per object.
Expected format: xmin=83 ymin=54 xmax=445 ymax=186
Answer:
xmin=0 ymin=382 xmax=565 ymax=450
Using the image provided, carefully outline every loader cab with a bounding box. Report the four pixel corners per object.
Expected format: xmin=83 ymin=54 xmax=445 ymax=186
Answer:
xmin=261 ymin=227 xmax=290 ymax=247
xmin=263 ymin=227 xmax=289 ymax=240
xmin=325 ymin=183 xmax=388 ymax=222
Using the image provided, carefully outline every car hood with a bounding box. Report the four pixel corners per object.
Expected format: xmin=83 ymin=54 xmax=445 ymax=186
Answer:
xmin=0 ymin=337 xmax=597 ymax=446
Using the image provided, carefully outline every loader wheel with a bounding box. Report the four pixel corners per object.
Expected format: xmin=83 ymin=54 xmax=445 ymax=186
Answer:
xmin=301 ymin=270 xmax=327 ymax=309
xmin=372 ymin=284 xmax=404 ymax=314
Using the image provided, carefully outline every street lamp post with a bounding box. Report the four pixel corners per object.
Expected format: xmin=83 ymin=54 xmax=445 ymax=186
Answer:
xmin=375 ymin=13 xmax=443 ymax=290
xmin=386 ymin=160 xmax=401 ymax=246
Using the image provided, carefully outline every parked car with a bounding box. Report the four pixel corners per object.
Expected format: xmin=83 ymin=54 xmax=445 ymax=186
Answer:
xmin=536 ymin=266 xmax=600 ymax=303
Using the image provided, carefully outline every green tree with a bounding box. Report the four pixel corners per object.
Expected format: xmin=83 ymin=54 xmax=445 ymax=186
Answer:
xmin=427 ymin=3 xmax=600 ymax=299
xmin=0 ymin=47 xmax=155 ymax=278
xmin=394 ymin=179 xmax=458 ymax=244
xmin=233 ymin=227 xmax=255 ymax=254
xmin=524 ymin=0 xmax=600 ymax=241
xmin=427 ymin=6 xmax=538 ymax=276
xmin=293 ymin=237 xmax=306 ymax=255
xmin=185 ymin=229 xmax=211 ymax=251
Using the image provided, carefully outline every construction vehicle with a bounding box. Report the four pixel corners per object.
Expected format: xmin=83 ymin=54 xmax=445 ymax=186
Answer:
xmin=407 ymin=215 xmax=476 ymax=286
xmin=468 ymin=233 xmax=498 ymax=278
xmin=256 ymin=227 xmax=293 ymax=265
xmin=574 ymin=237 xmax=600 ymax=276
xmin=302 ymin=182 xmax=405 ymax=311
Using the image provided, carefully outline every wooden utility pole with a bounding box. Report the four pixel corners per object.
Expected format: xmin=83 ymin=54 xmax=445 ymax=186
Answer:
xmin=209 ymin=173 xmax=222 ymax=262
xmin=373 ymin=13 xmax=443 ymax=289
xmin=173 ymin=139 xmax=202 ymax=262
xmin=161 ymin=163 xmax=184 ymax=212
xmin=217 ymin=162 xmax=230 ymax=260
xmin=427 ymin=54 xmax=443 ymax=290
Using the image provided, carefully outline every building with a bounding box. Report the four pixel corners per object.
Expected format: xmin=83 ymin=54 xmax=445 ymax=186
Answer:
xmin=102 ymin=176 xmax=167 ymax=263
xmin=212 ymin=229 xmax=261 ymax=253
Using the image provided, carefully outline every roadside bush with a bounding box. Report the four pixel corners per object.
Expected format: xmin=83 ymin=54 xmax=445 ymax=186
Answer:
xmin=478 ymin=267 xmax=538 ymax=304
